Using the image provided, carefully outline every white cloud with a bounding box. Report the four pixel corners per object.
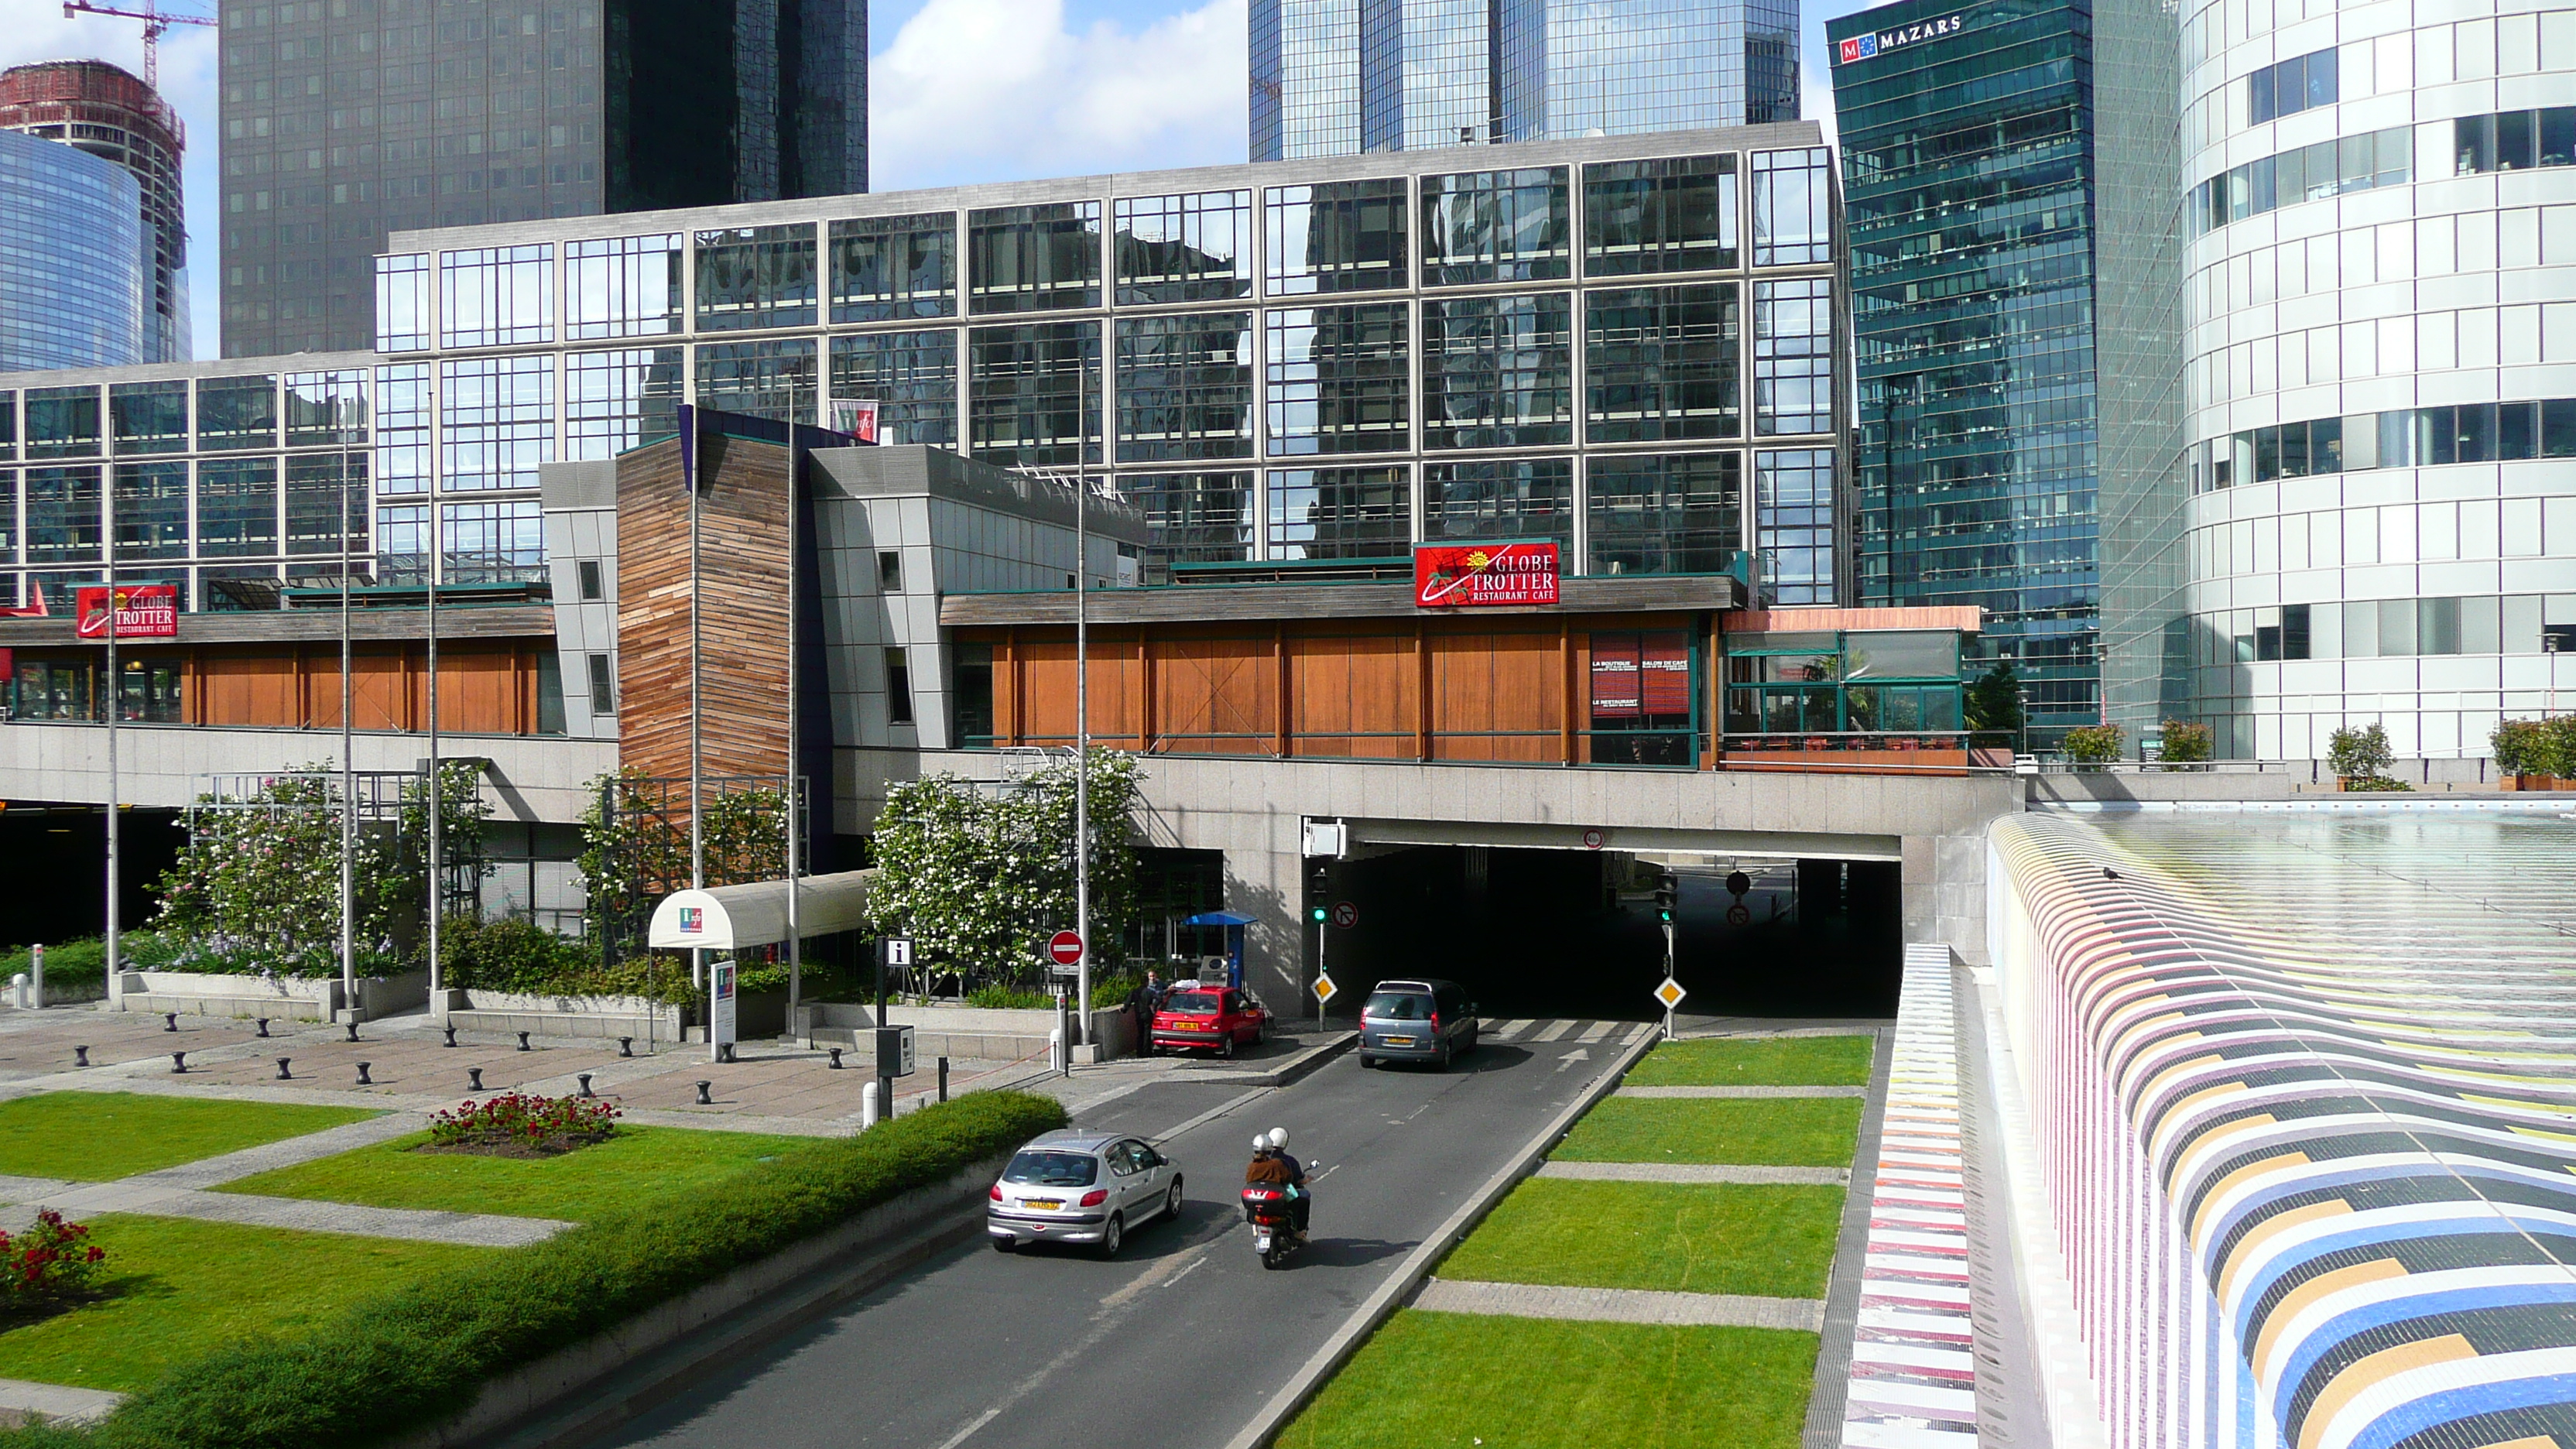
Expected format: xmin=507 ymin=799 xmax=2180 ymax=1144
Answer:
xmin=0 ymin=8 xmax=221 ymax=360
xmin=870 ymin=0 xmax=1249 ymax=192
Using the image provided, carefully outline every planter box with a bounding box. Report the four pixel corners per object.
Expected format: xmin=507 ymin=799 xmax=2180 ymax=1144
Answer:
xmin=2501 ymin=773 xmax=2570 ymax=791
xmin=794 ymin=1002 xmax=1135 ymax=1064
xmin=115 ymin=969 xmax=427 ymax=1021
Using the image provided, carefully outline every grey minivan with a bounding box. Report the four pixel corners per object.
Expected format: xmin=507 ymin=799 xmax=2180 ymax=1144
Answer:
xmin=1357 ymin=978 xmax=1478 ymax=1070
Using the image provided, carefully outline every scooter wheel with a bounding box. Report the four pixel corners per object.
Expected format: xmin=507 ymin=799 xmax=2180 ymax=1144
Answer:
xmin=1262 ymin=1244 xmax=1284 ymax=1270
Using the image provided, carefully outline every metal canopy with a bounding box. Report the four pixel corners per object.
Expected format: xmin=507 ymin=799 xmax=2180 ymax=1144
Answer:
xmin=1183 ymin=910 xmax=1259 ymax=927
xmin=648 ymin=869 xmax=875 ymax=951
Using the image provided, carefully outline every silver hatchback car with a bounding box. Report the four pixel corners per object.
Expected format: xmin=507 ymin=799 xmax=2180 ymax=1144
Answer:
xmin=988 ymin=1129 xmax=1185 ymax=1258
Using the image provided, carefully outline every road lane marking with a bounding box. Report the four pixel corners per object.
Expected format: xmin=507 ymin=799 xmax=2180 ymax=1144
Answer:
xmin=1100 ymin=1240 xmax=1210 ymax=1310
xmin=1575 ymin=1021 xmax=1615 ymax=1043
xmin=1131 ymin=1085 xmax=1273 ymax=1146
xmin=1553 ymin=1047 xmax=1591 ymax=1073
xmin=1532 ymin=1020 xmax=1577 ymax=1043
xmin=929 ymin=1407 xmax=1001 ymax=1449
xmin=1488 ymin=1019 xmax=1532 ymax=1040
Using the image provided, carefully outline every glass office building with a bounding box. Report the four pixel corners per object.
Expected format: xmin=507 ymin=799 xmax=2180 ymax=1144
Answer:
xmin=0 ymin=129 xmax=148 ymax=375
xmin=218 ymin=0 xmax=868 ymax=359
xmin=1830 ymin=0 xmax=2180 ymax=745
xmin=0 ymin=127 xmax=1848 ymax=607
xmin=2173 ymin=0 xmax=2576 ymax=758
xmin=1252 ymin=0 xmax=1797 ymax=161
xmin=0 ymin=62 xmax=190 ymax=366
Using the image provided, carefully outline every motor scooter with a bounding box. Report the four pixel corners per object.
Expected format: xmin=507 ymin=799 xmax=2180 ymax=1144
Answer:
xmin=1240 ymin=1184 xmax=1306 ymax=1269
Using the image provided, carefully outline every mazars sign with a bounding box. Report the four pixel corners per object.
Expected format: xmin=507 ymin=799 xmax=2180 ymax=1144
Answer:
xmin=1413 ymin=543 xmax=1561 ymax=608
xmin=1838 ymin=12 xmax=1963 ymax=63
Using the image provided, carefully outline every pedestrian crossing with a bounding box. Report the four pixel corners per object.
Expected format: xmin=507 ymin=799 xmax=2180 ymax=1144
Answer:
xmin=1478 ymin=1018 xmax=1643 ymax=1044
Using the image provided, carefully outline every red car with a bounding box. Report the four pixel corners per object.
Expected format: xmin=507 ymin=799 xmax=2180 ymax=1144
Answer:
xmin=1149 ymin=986 xmax=1270 ymax=1057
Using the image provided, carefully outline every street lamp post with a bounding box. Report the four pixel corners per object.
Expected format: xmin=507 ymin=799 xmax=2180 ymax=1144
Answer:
xmin=103 ymin=466 xmax=119 ymax=1009
xmin=339 ymin=437 xmax=356 ymax=1022
xmin=1073 ymin=348 xmax=1092 ymax=1050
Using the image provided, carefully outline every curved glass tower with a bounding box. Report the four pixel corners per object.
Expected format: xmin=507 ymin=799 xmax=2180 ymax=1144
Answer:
xmin=0 ymin=128 xmax=147 ymax=373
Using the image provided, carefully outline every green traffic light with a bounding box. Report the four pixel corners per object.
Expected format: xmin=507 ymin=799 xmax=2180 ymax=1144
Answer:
xmin=1310 ymin=907 xmax=1327 ymax=923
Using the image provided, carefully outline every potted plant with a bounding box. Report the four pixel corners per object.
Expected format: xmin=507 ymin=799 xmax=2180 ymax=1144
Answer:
xmin=2157 ymin=720 xmax=2214 ymax=772
xmin=2327 ymin=723 xmax=2409 ymax=791
xmin=2060 ymin=723 xmax=2124 ymax=770
xmin=2492 ymin=716 xmax=2576 ymax=789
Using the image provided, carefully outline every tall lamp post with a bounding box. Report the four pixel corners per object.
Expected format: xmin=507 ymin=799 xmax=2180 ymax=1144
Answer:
xmin=103 ymin=464 xmax=120 ymax=1008
xmin=338 ymin=435 xmax=357 ymax=1020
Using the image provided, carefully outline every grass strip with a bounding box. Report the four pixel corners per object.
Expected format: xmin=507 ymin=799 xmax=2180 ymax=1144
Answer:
xmin=218 ymin=1125 xmax=817 ymax=1222
xmin=0 ymin=1216 xmax=487 ymax=1395
xmin=0 ymin=1094 xmax=382 ymax=1183
xmin=1275 ymin=1309 xmax=1817 ymax=1449
xmin=1622 ymin=1034 xmax=1874 ymax=1088
xmin=1550 ymin=1096 xmax=1858 ymax=1167
xmin=1438 ymin=1177 xmax=1843 ymax=1299
xmin=0 ymin=1088 xmax=1066 ymax=1449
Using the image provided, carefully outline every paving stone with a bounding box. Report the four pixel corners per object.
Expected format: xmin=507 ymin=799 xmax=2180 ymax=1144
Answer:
xmin=1617 ymin=1084 xmax=1869 ymax=1098
xmin=1535 ymin=1161 xmax=1850 ymax=1185
xmin=1413 ymin=1277 xmax=1827 ymax=1331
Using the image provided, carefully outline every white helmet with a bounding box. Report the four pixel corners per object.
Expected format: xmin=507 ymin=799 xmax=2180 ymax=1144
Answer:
xmin=1266 ymin=1128 xmax=1291 ymax=1149
xmin=1252 ymin=1133 xmax=1269 ymax=1151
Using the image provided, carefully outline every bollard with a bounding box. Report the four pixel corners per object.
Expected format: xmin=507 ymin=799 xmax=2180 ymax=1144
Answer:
xmin=163 ymin=1012 xmax=178 ymax=1033
xmin=938 ymin=1056 xmax=950 ymax=1102
xmin=577 ymin=1072 xmax=594 ymax=1098
xmin=346 ymin=1022 xmax=361 ymax=1043
xmin=255 ymin=1018 xmax=271 ymax=1039
xmin=276 ymin=1057 xmax=293 ymax=1081
xmin=170 ymin=1051 xmax=187 ymax=1073
xmin=28 ymin=944 xmax=40 ymax=1012
xmin=72 ymin=1046 xmax=89 ymax=1068
xmin=717 ymin=1042 xmax=735 ymax=1064
xmin=827 ymin=1046 xmax=844 ymax=1070
xmin=355 ymin=1062 xmax=373 ymax=1085
xmin=694 ymin=1080 xmax=713 ymax=1105
xmin=1049 ymin=1027 xmax=1064 ymax=1075
xmin=442 ymin=1025 xmax=458 ymax=1048
xmin=618 ymin=1036 xmax=634 ymax=1058
xmin=862 ymin=1080 xmax=880 ymax=1129
xmin=9 ymin=975 xmax=25 ymax=1011
xmin=468 ymin=1067 xmax=485 ymax=1091
xmin=516 ymin=1031 xmax=531 ymax=1053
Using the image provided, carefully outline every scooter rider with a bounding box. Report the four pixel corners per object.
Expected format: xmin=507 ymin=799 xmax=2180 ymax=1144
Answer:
xmin=1244 ymin=1128 xmax=1310 ymax=1242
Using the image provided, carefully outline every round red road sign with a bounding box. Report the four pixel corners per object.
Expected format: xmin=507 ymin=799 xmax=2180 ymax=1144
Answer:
xmin=1331 ymin=901 xmax=1359 ymax=930
xmin=1046 ymin=930 xmax=1084 ymax=965
xmin=1725 ymin=903 xmax=1752 ymax=927
xmin=1581 ymin=829 xmax=1605 ymax=850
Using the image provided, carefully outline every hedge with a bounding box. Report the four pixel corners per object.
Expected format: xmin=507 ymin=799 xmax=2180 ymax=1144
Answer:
xmin=2 ymin=1089 xmax=1067 ymax=1449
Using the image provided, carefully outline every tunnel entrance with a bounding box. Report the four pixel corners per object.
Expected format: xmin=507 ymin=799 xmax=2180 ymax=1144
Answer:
xmin=1305 ymin=844 xmax=1901 ymax=1023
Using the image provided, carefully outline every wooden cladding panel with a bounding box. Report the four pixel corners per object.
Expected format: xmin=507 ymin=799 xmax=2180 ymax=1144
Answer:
xmin=1430 ymin=632 xmax=1564 ymax=762
xmin=190 ymin=644 xmax=539 ymax=733
xmin=617 ymin=435 xmax=793 ymax=783
xmin=1016 ymin=639 xmax=1143 ymax=746
xmin=1289 ymin=635 xmax=1415 ymax=758
xmin=1150 ymin=636 xmax=1276 ymax=753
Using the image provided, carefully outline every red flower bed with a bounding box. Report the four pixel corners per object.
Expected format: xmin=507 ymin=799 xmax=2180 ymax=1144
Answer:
xmin=426 ymin=1093 xmax=621 ymax=1156
xmin=0 ymin=1210 xmax=106 ymax=1306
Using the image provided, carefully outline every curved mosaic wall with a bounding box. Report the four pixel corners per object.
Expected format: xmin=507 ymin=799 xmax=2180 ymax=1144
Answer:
xmin=1989 ymin=808 xmax=2576 ymax=1449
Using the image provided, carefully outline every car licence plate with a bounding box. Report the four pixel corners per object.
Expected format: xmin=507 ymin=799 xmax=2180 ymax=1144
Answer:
xmin=1384 ymin=1036 xmax=1416 ymax=1046
xmin=1024 ymin=1199 xmax=1062 ymax=1211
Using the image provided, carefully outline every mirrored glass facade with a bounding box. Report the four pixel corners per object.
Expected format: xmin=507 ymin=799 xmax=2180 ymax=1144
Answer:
xmin=0 ymin=130 xmax=146 ymax=374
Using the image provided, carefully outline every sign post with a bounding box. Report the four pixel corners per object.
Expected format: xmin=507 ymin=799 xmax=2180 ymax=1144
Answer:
xmin=1653 ymin=975 xmax=1687 ymax=1042
xmin=874 ymin=936 xmax=912 ymax=1097
xmin=709 ymin=959 xmax=738 ymax=1062
xmin=1046 ymin=932 xmax=1083 ymax=1074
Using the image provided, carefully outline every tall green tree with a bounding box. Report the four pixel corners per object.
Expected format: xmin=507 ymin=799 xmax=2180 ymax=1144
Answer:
xmin=1964 ymin=659 xmax=2025 ymax=736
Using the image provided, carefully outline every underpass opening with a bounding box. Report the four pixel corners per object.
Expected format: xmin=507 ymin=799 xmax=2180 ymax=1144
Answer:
xmin=1305 ymin=841 xmax=1901 ymax=1023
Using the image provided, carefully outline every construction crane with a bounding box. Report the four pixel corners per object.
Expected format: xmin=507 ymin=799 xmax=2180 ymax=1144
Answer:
xmin=60 ymin=1 xmax=214 ymax=89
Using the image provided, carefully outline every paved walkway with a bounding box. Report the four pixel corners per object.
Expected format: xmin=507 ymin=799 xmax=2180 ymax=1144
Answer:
xmin=0 ymin=1375 xmax=124 ymax=1426
xmin=1413 ymin=1277 xmax=1826 ymax=1331
xmin=1618 ymin=1084 xmax=1869 ymax=1098
xmin=1535 ymin=1161 xmax=1849 ymax=1185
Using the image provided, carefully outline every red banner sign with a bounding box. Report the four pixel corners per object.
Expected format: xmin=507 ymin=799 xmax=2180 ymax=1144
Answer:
xmin=1413 ymin=543 xmax=1560 ymax=608
xmin=74 ymin=584 xmax=179 ymax=640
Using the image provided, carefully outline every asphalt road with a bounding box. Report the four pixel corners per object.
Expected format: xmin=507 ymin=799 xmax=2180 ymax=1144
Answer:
xmin=573 ymin=1019 xmax=1643 ymax=1449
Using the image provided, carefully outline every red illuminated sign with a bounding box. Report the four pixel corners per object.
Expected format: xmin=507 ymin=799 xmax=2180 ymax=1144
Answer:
xmin=1413 ymin=543 xmax=1560 ymax=608
xmin=74 ymin=585 xmax=179 ymax=640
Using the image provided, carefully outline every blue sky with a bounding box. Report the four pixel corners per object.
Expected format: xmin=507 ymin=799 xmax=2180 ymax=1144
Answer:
xmin=3 ymin=0 xmax=1885 ymax=358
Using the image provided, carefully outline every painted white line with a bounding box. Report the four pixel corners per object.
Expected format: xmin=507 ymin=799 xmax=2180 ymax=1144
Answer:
xmin=1532 ymin=1020 xmax=1577 ymax=1043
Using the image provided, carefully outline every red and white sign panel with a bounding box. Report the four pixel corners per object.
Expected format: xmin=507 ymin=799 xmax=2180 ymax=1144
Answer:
xmin=1046 ymin=930 xmax=1085 ymax=965
xmin=827 ymin=399 xmax=882 ymax=444
xmin=74 ymin=584 xmax=179 ymax=640
xmin=1590 ymin=631 xmax=1689 ymax=718
xmin=1413 ymin=543 xmax=1560 ymax=608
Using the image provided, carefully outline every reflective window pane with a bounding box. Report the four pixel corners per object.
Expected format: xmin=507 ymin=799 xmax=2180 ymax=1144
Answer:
xmin=1423 ymin=293 xmax=1574 ymax=449
xmin=374 ymin=364 xmax=433 ymax=496
xmin=112 ymin=461 xmax=189 ymax=560
xmin=25 ymin=465 xmax=101 ymax=564
xmin=566 ymin=234 xmax=683 ymax=339
xmin=440 ymin=356 xmax=553 ymax=492
xmin=285 ymin=453 xmax=368 ymax=558
xmin=109 ymin=382 xmax=189 ymax=456
xmin=1423 ymin=458 xmax=1574 ymax=544
xmin=197 ymin=375 xmax=280 ymax=453
xmin=830 ymin=213 xmax=957 ymax=323
xmin=695 ymin=339 xmax=818 ymax=426
xmin=440 ymin=244 xmax=553 ymax=348
xmin=1115 ymin=313 xmax=1254 ymax=462
xmin=1115 ymin=192 xmax=1253 ymax=305
xmin=1757 ymin=448 xmax=1834 ymax=604
xmin=1753 ymin=279 xmax=1832 ymax=435
xmin=1584 ymin=156 xmax=1739 ymax=276
xmin=1586 ymin=283 xmax=1741 ymax=443
xmin=0 ymin=391 xmax=16 ymax=458
xmin=284 ymin=371 xmax=368 ymax=447
xmin=25 ymin=388 xmax=100 ymax=461
xmin=694 ymin=225 xmax=818 ymax=332
xmin=374 ymin=505 xmax=428 ymax=584
xmin=830 ymin=331 xmax=958 ymax=448
xmin=1266 ymin=303 xmax=1409 ymax=457
xmin=1423 ymin=169 xmax=1571 ymax=286
xmin=1266 ymin=465 xmax=1410 ymax=560
xmin=968 ymin=321 xmax=1101 ymax=468
xmin=442 ymin=499 xmax=544 ymax=584
xmin=1124 ymin=471 xmax=1253 ymax=580
xmin=1750 ymin=148 xmax=1832 ymax=265
xmin=1266 ymin=180 xmax=1408 ymax=296
xmin=197 ymin=457 xmax=280 ymax=558
xmin=565 ymin=348 xmax=684 ymax=459
xmin=968 ymin=203 xmax=1102 ymax=315
xmin=375 ymin=253 xmax=432 ymax=351
xmin=1588 ymin=452 xmax=1743 ymax=575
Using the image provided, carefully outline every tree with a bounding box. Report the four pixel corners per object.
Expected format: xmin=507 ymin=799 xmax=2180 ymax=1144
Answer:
xmin=865 ymin=751 xmax=1142 ymax=987
xmin=2060 ymin=723 xmax=2125 ymax=768
xmin=1964 ymin=659 xmax=2025 ymax=737
xmin=2157 ymin=720 xmax=2213 ymax=767
xmin=2327 ymin=723 xmax=2393 ymax=783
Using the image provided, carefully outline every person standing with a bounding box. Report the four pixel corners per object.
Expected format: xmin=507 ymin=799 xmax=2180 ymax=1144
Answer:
xmin=1126 ymin=970 xmax=1165 ymax=1055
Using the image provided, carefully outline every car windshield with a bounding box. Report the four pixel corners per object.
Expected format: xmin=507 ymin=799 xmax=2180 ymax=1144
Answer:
xmin=1165 ymin=992 xmax=1222 ymax=1014
xmin=1364 ymin=992 xmax=1430 ymax=1020
xmin=1002 ymin=1150 xmax=1099 ymax=1187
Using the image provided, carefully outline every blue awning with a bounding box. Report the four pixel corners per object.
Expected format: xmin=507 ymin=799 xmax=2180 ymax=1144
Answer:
xmin=1183 ymin=910 xmax=1259 ymax=927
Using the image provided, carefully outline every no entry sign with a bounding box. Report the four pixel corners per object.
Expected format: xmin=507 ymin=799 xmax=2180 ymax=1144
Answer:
xmin=1046 ymin=930 xmax=1084 ymax=965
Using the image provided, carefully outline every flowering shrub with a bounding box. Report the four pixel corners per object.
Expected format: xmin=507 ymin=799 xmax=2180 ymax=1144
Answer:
xmin=0 ymin=1211 xmax=105 ymax=1307
xmin=427 ymin=1093 xmax=620 ymax=1149
xmin=2060 ymin=723 xmax=2125 ymax=768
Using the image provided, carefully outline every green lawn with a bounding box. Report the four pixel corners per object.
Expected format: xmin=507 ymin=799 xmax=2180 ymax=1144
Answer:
xmin=1550 ymin=1097 xmax=1860 ymax=1167
xmin=1622 ymin=1035 xmax=1874 ymax=1088
xmin=218 ymin=1124 xmax=817 ymax=1221
xmin=0 ymin=1214 xmax=485 ymax=1392
xmin=1439 ymin=1178 xmax=1844 ymax=1298
xmin=0 ymin=1092 xmax=382 ymax=1182
xmin=1275 ymin=1309 xmax=1817 ymax=1449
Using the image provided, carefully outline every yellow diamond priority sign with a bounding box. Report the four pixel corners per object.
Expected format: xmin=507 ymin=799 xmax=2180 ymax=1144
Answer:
xmin=1653 ymin=977 xmax=1687 ymax=1011
xmin=1313 ymin=973 xmax=1339 ymax=1006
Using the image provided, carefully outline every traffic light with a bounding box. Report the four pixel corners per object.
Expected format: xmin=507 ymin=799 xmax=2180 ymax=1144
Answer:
xmin=1654 ymin=873 xmax=1677 ymax=923
xmin=1310 ymin=906 xmax=1327 ymax=923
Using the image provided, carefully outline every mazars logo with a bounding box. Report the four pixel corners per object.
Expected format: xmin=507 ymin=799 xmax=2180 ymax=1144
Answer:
xmin=1838 ymin=12 xmax=1961 ymax=63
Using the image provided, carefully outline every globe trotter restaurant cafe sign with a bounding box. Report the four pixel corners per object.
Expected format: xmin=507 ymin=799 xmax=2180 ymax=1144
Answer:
xmin=1837 ymin=11 xmax=1963 ymax=63
xmin=1413 ymin=543 xmax=1561 ymax=608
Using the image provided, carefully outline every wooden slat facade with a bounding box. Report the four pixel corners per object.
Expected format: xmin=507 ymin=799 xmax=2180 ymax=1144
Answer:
xmin=11 ymin=641 xmax=548 ymax=733
xmin=616 ymin=433 xmax=794 ymax=783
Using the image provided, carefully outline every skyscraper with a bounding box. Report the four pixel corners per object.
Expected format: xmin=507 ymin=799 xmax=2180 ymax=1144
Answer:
xmin=1251 ymin=0 xmax=1797 ymax=161
xmin=1829 ymin=0 xmax=2181 ymax=745
xmin=0 ymin=61 xmax=189 ymax=364
xmin=218 ymin=0 xmax=867 ymax=358
xmin=0 ymin=128 xmax=149 ymax=372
